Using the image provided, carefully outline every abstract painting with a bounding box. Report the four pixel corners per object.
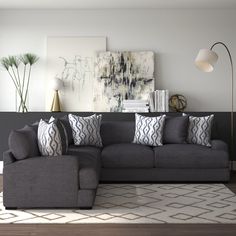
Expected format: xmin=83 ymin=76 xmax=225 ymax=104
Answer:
xmin=94 ymin=51 xmax=154 ymax=111
xmin=46 ymin=37 xmax=106 ymax=111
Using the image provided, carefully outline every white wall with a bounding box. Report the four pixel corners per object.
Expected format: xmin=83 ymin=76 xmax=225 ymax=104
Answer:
xmin=0 ymin=9 xmax=235 ymax=112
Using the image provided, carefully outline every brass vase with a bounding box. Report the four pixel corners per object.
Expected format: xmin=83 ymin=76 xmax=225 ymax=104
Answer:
xmin=50 ymin=90 xmax=61 ymax=112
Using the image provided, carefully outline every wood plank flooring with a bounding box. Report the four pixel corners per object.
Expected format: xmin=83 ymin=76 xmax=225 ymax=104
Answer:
xmin=0 ymin=174 xmax=236 ymax=236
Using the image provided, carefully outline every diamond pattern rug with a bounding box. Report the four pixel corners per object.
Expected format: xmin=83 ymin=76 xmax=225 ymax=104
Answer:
xmin=1 ymin=184 xmax=236 ymax=224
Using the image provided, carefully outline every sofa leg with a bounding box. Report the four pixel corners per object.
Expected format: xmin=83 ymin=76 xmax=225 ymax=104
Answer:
xmin=5 ymin=207 xmax=17 ymax=210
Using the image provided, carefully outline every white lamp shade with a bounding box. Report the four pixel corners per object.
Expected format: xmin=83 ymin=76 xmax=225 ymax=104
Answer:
xmin=195 ymin=49 xmax=218 ymax=72
xmin=51 ymin=78 xmax=63 ymax=91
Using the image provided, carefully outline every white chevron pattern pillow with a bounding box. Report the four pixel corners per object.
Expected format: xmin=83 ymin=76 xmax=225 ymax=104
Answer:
xmin=185 ymin=114 xmax=214 ymax=147
xmin=37 ymin=117 xmax=68 ymax=156
xmin=68 ymin=114 xmax=103 ymax=147
xmin=133 ymin=114 xmax=166 ymax=146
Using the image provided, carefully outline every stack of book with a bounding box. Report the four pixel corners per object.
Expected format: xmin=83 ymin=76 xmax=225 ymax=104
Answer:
xmin=149 ymin=90 xmax=169 ymax=112
xmin=122 ymin=100 xmax=149 ymax=113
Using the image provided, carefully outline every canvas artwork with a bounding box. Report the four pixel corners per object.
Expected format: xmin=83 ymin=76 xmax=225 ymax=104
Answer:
xmin=46 ymin=37 xmax=106 ymax=111
xmin=94 ymin=51 xmax=155 ymax=112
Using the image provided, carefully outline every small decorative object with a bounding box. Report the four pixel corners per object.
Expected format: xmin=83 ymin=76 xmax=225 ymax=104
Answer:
xmin=169 ymin=94 xmax=187 ymax=112
xmin=0 ymin=53 xmax=39 ymax=112
xmin=149 ymin=90 xmax=169 ymax=112
xmin=122 ymin=100 xmax=149 ymax=113
xmin=94 ymin=51 xmax=154 ymax=112
xmin=50 ymin=78 xmax=63 ymax=112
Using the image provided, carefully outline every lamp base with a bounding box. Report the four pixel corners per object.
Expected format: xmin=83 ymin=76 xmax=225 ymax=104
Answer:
xmin=50 ymin=90 xmax=61 ymax=112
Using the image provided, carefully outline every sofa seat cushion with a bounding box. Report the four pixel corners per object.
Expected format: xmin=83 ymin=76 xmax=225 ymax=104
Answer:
xmin=102 ymin=143 xmax=154 ymax=168
xmin=67 ymin=145 xmax=101 ymax=190
xmin=68 ymin=145 xmax=101 ymax=160
xmin=154 ymin=144 xmax=229 ymax=169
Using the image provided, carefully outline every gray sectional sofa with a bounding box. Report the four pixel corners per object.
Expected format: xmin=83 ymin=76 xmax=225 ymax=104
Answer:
xmin=3 ymin=115 xmax=230 ymax=209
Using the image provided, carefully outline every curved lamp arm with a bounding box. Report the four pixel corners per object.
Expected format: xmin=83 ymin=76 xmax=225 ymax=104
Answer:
xmin=195 ymin=42 xmax=234 ymax=165
xmin=210 ymin=42 xmax=234 ymax=163
xmin=210 ymin=42 xmax=234 ymax=119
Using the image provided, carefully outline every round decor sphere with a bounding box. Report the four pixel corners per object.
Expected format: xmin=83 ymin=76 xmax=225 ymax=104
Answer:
xmin=169 ymin=94 xmax=187 ymax=112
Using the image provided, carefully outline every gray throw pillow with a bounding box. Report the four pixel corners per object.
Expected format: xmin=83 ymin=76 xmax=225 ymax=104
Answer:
xmin=133 ymin=113 xmax=166 ymax=146
xmin=59 ymin=115 xmax=73 ymax=145
xmin=37 ymin=117 xmax=68 ymax=156
xmin=163 ymin=116 xmax=189 ymax=144
xmin=8 ymin=125 xmax=40 ymax=160
xmin=184 ymin=114 xmax=214 ymax=147
xmin=68 ymin=114 xmax=103 ymax=147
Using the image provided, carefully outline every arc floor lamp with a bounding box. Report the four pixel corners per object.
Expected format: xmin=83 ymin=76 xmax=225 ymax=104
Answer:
xmin=195 ymin=42 xmax=234 ymax=165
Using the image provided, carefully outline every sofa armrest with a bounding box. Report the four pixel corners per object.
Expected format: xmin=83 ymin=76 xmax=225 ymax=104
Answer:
xmin=3 ymin=155 xmax=80 ymax=208
xmin=211 ymin=140 xmax=228 ymax=152
xmin=3 ymin=150 xmax=16 ymax=166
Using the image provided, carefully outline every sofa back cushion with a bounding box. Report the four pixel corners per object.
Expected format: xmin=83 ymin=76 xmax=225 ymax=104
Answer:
xmin=163 ymin=116 xmax=189 ymax=144
xmin=59 ymin=115 xmax=73 ymax=145
xmin=100 ymin=121 xmax=135 ymax=146
xmin=8 ymin=125 xmax=40 ymax=160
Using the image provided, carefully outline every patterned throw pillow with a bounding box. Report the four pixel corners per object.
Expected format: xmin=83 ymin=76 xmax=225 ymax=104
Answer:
xmin=184 ymin=114 xmax=214 ymax=147
xmin=133 ymin=113 xmax=166 ymax=146
xmin=68 ymin=114 xmax=103 ymax=147
xmin=37 ymin=117 xmax=68 ymax=156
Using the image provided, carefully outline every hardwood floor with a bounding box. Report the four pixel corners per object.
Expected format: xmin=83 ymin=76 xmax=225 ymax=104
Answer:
xmin=0 ymin=173 xmax=236 ymax=236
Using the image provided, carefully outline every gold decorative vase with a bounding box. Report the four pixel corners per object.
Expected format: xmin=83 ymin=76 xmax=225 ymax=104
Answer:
xmin=50 ymin=90 xmax=61 ymax=112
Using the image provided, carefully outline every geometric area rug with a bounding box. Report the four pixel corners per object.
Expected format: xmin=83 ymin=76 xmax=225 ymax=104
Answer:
xmin=1 ymin=184 xmax=236 ymax=224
